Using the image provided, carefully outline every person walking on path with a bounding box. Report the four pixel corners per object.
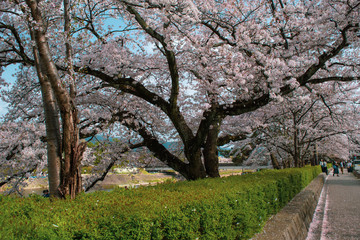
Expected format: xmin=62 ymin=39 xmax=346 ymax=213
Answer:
xmin=320 ymin=159 xmax=328 ymax=175
xmin=347 ymin=161 xmax=353 ymax=173
xmin=340 ymin=161 xmax=344 ymax=174
xmin=306 ymin=171 xmax=360 ymax=240
xmin=333 ymin=162 xmax=340 ymax=177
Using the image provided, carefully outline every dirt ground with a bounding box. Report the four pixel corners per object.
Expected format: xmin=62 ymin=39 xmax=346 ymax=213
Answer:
xmin=24 ymin=169 xmax=244 ymax=190
xmin=84 ymin=172 xmax=176 ymax=190
xmin=6 ymin=169 xmax=242 ymax=196
xmin=24 ymin=171 xmax=175 ymax=191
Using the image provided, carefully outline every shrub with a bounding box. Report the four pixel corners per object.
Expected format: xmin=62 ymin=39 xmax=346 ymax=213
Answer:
xmin=0 ymin=166 xmax=321 ymax=239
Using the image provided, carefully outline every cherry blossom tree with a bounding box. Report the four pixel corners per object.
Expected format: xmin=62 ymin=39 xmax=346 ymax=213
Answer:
xmin=227 ymin=82 xmax=360 ymax=168
xmin=76 ymin=0 xmax=359 ymax=178
xmin=0 ymin=121 xmax=46 ymax=195
xmin=0 ymin=0 xmax=89 ymax=198
xmin=0 ymin=0 xmax=359 ymax=196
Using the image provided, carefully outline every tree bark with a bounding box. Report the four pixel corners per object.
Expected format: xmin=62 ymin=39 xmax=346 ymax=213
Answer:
xmin=203 ymin=121 xmax=221 ymax=177
xmin=59 ymin=0 xmax=84 ymax=199
xmin=186 ymin=150 xmax=207 ymax=180
xmin=26 ymin=0 xmax=85 ymax=198
xmin=312 ymin=143 xmax=318 ymax=166
xmin=270 ymin=152 xmax=281 ymax=169
xmin=293 ymin=113 xmax=300 ymax=167
xmin=32 ymin=40 xmax=62 ymax=198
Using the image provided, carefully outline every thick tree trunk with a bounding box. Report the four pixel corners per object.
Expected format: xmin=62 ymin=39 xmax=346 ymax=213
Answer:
xmin=59 ymin=113 xmax=86 ymax=198
xmin=311 ymin=143 xmax=318 ymax=166
xmin=59 ymin=0 xmax=84 ymax=199
xmin=270 ymin=152 xmax=281 ymax=169
xmin=284 ymin=158 xmax=291 ymax=168
xmin=31 ymin=29 xmax=62 ymax=198
xmin=26 ymin=0 xmax=85 ymax=198
xmin=186 ymin=150 xmax=207 ymax=180
xmin=36 ymin=64 xmax=62 ymax=198
xmin=183 ymin=138 xmax=206 ymax=180
xmin=203 ymin=122 xmax=221 ymax=178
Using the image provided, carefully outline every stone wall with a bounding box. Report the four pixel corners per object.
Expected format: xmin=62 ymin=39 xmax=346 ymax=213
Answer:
xmin=252 ymin=174 xmax=326 ymax=240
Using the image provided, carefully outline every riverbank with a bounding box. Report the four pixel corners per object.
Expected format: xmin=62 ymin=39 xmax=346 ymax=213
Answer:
xmin=1 ymin=171 xmax=175 ymax=196
xmin=2 ymin=168 xmax=246 ymax=196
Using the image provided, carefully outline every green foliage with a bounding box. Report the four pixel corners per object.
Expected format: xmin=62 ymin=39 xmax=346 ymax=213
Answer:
xmin=87 ymin=141 xmax=107 ymax=165
xmin=218 ymin=148 xmax=232 ymax=158
xmin=0 ymin=166 xmax=321 ymax=239
xmin=81 ymin=166 xmax=93 ymax=174
xmin=218 ymin=148 xmax=246 ymax=164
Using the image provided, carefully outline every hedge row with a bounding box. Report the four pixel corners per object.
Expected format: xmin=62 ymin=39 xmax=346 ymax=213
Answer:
xmin=0 ymin=166 xmax=321 ymax=240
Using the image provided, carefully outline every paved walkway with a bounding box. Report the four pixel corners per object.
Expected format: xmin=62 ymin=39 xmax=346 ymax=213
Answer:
xmin=306 ymin=170 xmax=360 ymax=240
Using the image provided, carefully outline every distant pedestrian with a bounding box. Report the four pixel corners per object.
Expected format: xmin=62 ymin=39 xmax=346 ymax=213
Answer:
xmin=340 ymin=161 xmax=344 ymax=174
xmin=333 ymin=163 xmax=340 ymax=177
xmin=42 ymin=189 xmax=50 ymax=198
xmin=347 ymin=161 xmax=353 ymax=173
xmin=320 ymin=159 xmax=328 ymax=175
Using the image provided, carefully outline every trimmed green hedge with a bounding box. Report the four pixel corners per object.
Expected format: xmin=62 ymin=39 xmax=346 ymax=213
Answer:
xmin=0 ymin=166 xmax=321 ymax=239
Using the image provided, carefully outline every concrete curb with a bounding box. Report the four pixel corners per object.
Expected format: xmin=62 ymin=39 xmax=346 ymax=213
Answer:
xmin=252 ymin=174 xmax=326 ymax=240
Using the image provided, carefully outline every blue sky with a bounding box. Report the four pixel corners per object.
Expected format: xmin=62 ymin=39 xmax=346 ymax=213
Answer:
xmin=0 ymin=65 xmax=17 ymax=117
xmin=0 ymin=17 xmax=131 ymax=118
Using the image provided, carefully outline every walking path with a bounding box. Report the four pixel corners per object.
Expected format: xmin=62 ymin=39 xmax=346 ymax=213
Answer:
xmin=306 ymin=170 xmax=360 ymax=240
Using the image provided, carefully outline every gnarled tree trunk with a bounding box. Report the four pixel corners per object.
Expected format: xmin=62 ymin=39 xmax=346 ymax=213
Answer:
xmin=26 ymin=0 xmax=85 ymax=198
xmin=203 ymin=121 xmax=221 ymax=177
xmin=184 ymin=149 xmax=207 ymax=180
xmin=270 ymin=152 xmax=281 ymax=169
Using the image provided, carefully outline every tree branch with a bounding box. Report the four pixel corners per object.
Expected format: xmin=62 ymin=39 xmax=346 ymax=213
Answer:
xmin=84 ymin=142 xmax=144 ymax=192
xmin=123 ymin=2 xmax=180 ymax=112
xmin=0 ymin=164 xmax=37 ymax=188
